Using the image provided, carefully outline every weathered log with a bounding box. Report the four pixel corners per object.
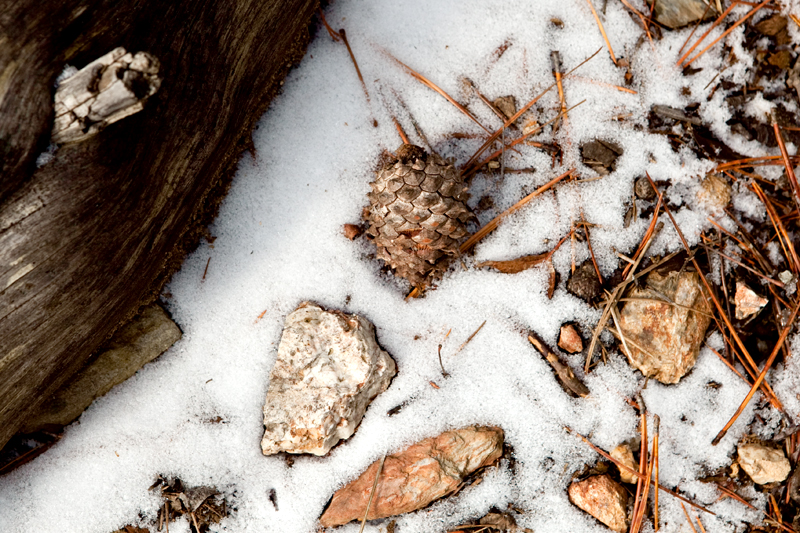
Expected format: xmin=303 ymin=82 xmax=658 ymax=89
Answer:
xmin=0 ymin=0 xmax=318 ymax=449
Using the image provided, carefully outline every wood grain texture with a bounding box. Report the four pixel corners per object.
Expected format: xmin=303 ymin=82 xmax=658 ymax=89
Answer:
xmin=0 ymin=0 xmax=318 ymax=449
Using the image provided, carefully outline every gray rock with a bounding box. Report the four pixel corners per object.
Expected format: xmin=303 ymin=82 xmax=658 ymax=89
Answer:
xmin=651 ymin=0 xmax=717 ymax=30
xmin=261 ymin=302 xmax=396 ymax=456
xmin=22 ymin=304 xmax=181 ymax=432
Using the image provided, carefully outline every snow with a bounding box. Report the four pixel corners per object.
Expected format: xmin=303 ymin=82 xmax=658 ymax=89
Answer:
xmin=0 ymin=0 xmax=794 ymax=532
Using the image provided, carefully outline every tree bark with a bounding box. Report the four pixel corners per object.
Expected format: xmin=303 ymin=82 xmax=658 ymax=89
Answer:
xmin=0 ymin=0 xmax=318 ymax=449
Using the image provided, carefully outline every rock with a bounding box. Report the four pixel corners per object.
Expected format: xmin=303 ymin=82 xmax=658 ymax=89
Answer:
xmin=567 ymin=261 xmax=602 ymax=302
xmin=568 ymin=474 xmax=629 ymax=532
xmin=634 ymin=176 xmax=656 ymax=201
xmin=581 ymin=140 xmax=622 ymax=175
xmin=617 ymin=269 xmax=712 ymax=384
xmin=21 ymin=304 xmax=181 ymax=433
xmin=319 ymin=426 xmax=504 ymax=526
xmin=261 ymin=302 xmax=396 ymax=456
xmin=650 ymin=0 xmax=716 ymax=29
xmin=343 ymin=223 xmax=363 ymax=240
xmin=737 ymin=442 xmax=791 ymax=485
xmin=611 ymin=443 xmax=639 ymax=484
xmin=493 ymin=96 xmax=517 ymax=120
xmin=479 ymin=511 xmax=518 ymax=531
xmin=558 ymin=324 xmax=583 ymax=353
xmin=735 ymin=281 xmax=768 ymax=320
xmin=697 ymin=174 xmax=731 ymax=212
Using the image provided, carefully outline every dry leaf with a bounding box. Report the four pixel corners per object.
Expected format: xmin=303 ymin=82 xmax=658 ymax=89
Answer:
xmin=477 ymin=253 xmax=549 ymax=274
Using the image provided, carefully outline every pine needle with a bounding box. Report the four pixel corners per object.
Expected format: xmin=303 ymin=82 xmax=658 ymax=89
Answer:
xmin=358 ymin=454 xmax=386 ymax=533
xmin=585 ymin=0 xmax=618 ymax=65
xmin=460 ymin=168 xmax=575 ymax=253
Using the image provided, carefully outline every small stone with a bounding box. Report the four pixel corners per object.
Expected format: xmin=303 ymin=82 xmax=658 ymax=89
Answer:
xmin=568 ymin=474 xmax=629 ymax=532
xmin=611 ymin=444 xmax=639 ymax=484
xmin=650 ymin=0 xmax=716 ymax=29
xmin=567 ymin=261 xmax=602 ymax=302
xmin=617 ymin=269 xmax=712 ymax=384
xmin=319 ymin=426 xmax=504 ymax=526
xmin=581 ymin=140 xmax=623 ymax=175
xmin=734 ymin=281 xmax=768 ymax=320
xmin=738 ymin=442 xmax=791 ymax=485
xmin=261 ymin=302 xmax=396 ymax=456
xmin=558 ymin=324 xmax=583 ymax=353
xmin=493 ymin=96 xmax=517 ymax=120
xmin=697 ymin=175 xmax=731 ymax=212
xmin=634 ymin=176 xmax=656 ymax=201
xmin=343 ymin=223 xmax=363 ymax=240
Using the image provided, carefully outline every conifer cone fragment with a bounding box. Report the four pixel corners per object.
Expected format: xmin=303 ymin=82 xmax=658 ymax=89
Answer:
xmin=365 ymin=144 xmax=473 ymax=287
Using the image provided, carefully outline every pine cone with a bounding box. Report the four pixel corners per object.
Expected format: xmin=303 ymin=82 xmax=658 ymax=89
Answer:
xmin=365 ymin=144 xmax=473 ymax=287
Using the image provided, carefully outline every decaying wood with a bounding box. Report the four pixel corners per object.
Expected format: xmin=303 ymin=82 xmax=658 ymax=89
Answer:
xmin=0 ymin=0 xmax=318 ymax=450
xmin=53 ymin=47 xmax=161 ymax=144
xmin=527 ymin=332 xmax=589 ymax=397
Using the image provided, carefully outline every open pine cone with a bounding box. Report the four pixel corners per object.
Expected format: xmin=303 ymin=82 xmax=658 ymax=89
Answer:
xmin=365 ymin=144 xmax=473 ymax=287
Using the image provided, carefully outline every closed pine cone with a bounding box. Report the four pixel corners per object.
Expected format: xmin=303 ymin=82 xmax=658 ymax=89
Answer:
xmin=366 ymin=144 xmax=473 ymax=287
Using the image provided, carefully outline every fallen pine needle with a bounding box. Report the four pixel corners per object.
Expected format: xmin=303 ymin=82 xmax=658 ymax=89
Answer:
xmin=681 ymin=503 xmax=700 ymax=533
xmin=460 ymin=168 xmax=575 ymax=253
xmin=712 ymin=297 xmax=800 ymax=445
xmin=683 ymin=0 xmax=771 ymax=68
xmin=454 ymin=320 xmax=487 ymax=356
xmin=358 ymin=454 xmax=386 ymax=533
xmin=586 ymin=0 xmax=617 ymax=64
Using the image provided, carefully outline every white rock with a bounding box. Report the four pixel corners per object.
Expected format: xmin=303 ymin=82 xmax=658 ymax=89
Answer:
xmin=261 ymin=302 xmax=396 ymax=456
xmin=737 ymin=442 xmax=791 ymax=485
xmin=735 ymin=281 xmax=768 ymax=320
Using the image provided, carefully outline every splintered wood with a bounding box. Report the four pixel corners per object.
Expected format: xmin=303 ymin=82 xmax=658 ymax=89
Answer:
xmin=53 ymin=48 xmax=161 ymax=144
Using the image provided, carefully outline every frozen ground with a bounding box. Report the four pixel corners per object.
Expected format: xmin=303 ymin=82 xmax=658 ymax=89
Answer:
xmin=1 ymin=0 xmax=798 ymax=531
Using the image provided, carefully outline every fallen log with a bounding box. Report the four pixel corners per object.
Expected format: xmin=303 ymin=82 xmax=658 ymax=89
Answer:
xmin=0 ymin=0 xmax=318 ymax=449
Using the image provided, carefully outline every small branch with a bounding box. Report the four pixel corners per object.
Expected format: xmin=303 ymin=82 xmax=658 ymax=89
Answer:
xmin=528 ymin=332 xmax=589 ymax=397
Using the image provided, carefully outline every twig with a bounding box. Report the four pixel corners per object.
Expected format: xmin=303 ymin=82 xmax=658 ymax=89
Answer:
xmin=774 ymin=122 xmax=800 ymax=215
xmin=358 ymin=454 xmax=386 ymax=533
xmin=460 ymin=168 xmax=575 ymax=253
xmin=551 ymin=51 xmax=568 ymax=130
xmin=528 ymin=332 xmax=590 ymax=397
xmin=712 ymin=297 xmax=800 ymax=445
xmin=586 ymin=0 xmax=618 ymax=64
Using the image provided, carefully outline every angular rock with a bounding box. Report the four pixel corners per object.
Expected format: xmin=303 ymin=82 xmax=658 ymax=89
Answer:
xmin=581 ymin=140 xmax=622 ymax=175
xmin=650 ymin=0 xmax=717 ymax=29
xmin=567 ymin=261 xmax=602 ymax=302
xmin=617 ymin=269 xmax=712 ymax=384
xmin=568 ymin=474 xmax=629 ymax=532
xmin=21 ymin=303 xmax=181 ymax=433
xmin=738 ymin=442 xmax=791 ymax=485
xmin=261 ymin=302 xmax=396 ymax=456
xmin=493 ymin=96 xmax=517 ymax=120
xmin=735 ymin=281 xmax=768 ymax=320
xmin=558 ymin=324 xmax=583 ymax=354
xmin=319 ymin=426 xmax=504 ymax=527
xmin=611 ymin=443 xmax=639 ymax=484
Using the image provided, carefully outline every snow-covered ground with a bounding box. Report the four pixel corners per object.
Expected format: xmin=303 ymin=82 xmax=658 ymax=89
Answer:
xmin=2 ymin=1 xmax=799 ymax=531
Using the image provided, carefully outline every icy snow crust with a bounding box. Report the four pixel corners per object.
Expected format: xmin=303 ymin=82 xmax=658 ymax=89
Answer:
xmin=1 ymin=1 xmax=791 ymax=531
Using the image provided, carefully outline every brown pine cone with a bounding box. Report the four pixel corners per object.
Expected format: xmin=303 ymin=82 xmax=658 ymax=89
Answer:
xmin=365 ymin=144 xmax=473 ymax=287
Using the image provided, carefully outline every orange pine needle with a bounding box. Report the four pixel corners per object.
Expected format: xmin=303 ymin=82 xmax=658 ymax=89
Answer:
xmin=460 ymin=169 xmax=575 ymax=253
xmin=775 ymin=122 xmax=800 ymax=212
xmin=384 ymin=51 xmax=490 ymax=134
xmin=713 ymin=297 xmax=800 ymax=445
xmin=392 ymin=116 xmax=411 ymax=144
xmin=585 ymin=0 xmax=618 ymax=65
xmin=654 ymin=418 xmax=660 ymax=532
xmin=570 ymin=75 xmax=637 ymax=94
xmin=676 ymin=1 xmax=739 ymax=66
xmin=681 ymin=503 xmax=700 ymax=533
xmin=463 ymin=49 xmax=600 ymax=171
xmin=683 ymin=0 xmax=771 ymax=68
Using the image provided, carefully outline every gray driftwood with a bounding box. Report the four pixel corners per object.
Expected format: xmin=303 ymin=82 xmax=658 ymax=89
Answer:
xmin=0 ymin=0 xmax=318 ymax=450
